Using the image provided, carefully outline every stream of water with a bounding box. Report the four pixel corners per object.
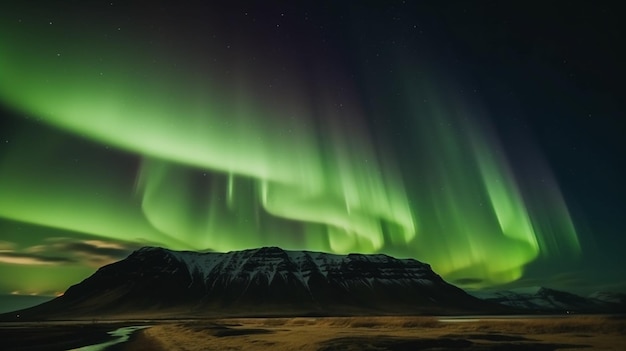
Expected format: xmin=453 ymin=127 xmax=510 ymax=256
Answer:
xmin=67 ymin=325 xmax=150 ymax=351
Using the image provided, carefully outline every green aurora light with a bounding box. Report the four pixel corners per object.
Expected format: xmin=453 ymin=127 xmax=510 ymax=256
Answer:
xmin=0 ymin=6 xmax=582 ymax=294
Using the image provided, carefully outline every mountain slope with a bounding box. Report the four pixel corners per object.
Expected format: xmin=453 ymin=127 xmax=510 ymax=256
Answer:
xmin=1 ymin=247 xmax=503 ymax=320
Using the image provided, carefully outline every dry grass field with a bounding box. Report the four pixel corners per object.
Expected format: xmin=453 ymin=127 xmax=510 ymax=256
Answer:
xmin=118 ymin=315 xmax=626 ymax=351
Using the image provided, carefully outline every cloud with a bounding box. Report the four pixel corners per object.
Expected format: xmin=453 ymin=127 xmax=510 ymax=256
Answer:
xmin=0 ymin=238 xmax=141 ymax=267
xmin=0 ymin=251 xmax=75 ymax=265
xmin=0 ymin=241 xmax=15 ymax=250
xmin=59 ymin=238 xmax=140 ymax=265
xmin=44 ymin=237 xmax=142 ymax=267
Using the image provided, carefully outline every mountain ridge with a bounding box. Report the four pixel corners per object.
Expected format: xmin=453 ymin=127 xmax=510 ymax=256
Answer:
xmin=0 ymin=246 xmax=504 ymax=320
xmin=471 ymin=286 xmax=626 ymax=313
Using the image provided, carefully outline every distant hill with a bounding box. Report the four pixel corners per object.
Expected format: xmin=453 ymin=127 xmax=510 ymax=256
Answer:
xmin=471 ymin=286 xmax=626 ymax=313
xmin=0 ymin=246 xmax=503 ymax=320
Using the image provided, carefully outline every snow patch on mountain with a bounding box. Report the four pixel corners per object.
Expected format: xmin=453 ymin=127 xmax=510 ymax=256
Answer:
xmin=144 ymin=246 xmax=438 ymax=291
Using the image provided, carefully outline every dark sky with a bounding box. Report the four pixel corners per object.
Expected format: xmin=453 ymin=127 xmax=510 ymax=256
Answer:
xmin=0 ymin=1 xmax=624 ymax=298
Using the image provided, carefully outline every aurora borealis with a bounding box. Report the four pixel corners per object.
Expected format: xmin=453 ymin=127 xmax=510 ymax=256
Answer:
xmin=0 ymin=2 xmax=624 ymax=302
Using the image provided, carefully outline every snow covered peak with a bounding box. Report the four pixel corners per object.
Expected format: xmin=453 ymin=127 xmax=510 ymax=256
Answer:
xmin=133 ymin=246 xmax=168 ymax=254
xmin=127 ymin=246 xmax=439 ymax=289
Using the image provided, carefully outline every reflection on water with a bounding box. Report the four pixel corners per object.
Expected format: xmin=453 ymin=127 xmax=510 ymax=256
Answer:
xmin=67 ymin=325 xmax=150 ymax=351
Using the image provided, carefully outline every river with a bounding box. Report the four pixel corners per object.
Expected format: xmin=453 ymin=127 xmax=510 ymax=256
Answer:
xmin=67 ymin=325 xmax=150 ymax=351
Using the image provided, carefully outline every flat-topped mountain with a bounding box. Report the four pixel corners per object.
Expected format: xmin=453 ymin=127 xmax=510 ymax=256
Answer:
xmin=1 ymin=247 xmax=503 ymax=320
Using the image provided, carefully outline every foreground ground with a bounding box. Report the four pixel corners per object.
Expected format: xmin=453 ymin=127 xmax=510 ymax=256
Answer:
xmin=1 ymin=315 xmax=625 ymax=350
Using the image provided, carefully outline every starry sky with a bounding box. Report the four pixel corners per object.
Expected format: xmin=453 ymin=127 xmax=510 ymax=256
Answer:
xmin=0 ymin=1 xmax=624 ymax=304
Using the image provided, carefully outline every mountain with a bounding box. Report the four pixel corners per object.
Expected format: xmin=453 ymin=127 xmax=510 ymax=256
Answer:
xmin=471 ymin=287 xmax=626 ymax=313
xmin=0 ymin=247 xmax=503 ymax=320
xmin=588 ymin=291 xmax=626 ymax=306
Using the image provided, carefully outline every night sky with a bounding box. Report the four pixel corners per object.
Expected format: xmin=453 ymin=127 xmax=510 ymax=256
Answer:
xmin=0 ymin=1 xmax=624 ymax=304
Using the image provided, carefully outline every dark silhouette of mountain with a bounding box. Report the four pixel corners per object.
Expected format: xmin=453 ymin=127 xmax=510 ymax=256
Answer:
xmin=471 ymin=287 xmax=626 ymax=313
xmin=0 ymin=247 xmax=504 ymax=320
